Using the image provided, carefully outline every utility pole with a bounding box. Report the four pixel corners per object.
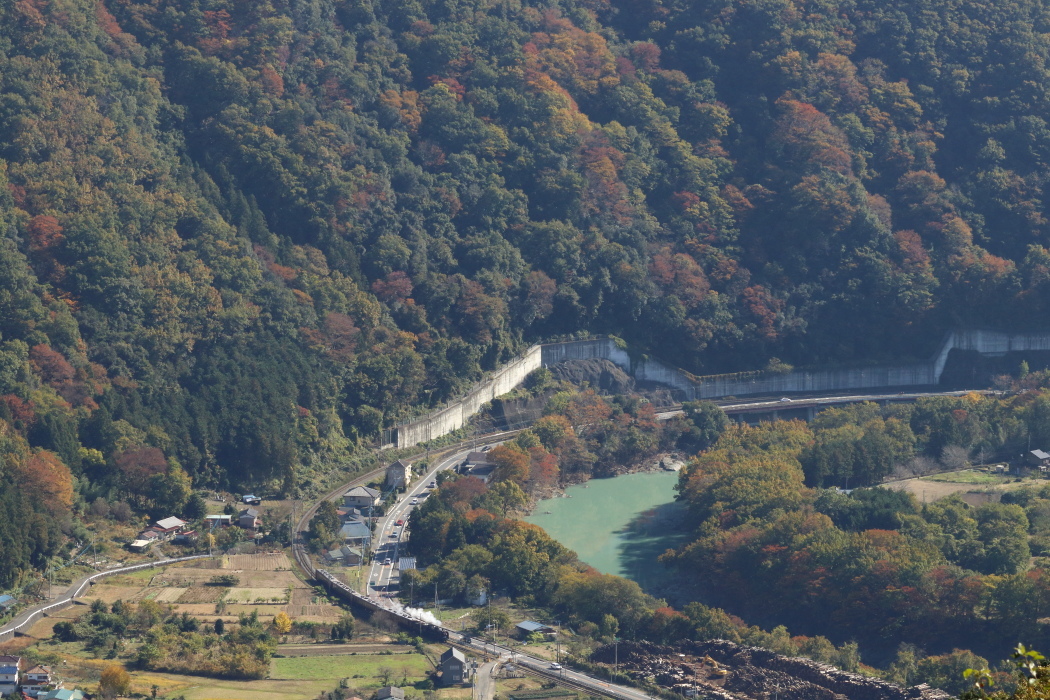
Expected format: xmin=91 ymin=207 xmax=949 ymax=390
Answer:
xmin=614 ymin=637 xmax=619 ymax=676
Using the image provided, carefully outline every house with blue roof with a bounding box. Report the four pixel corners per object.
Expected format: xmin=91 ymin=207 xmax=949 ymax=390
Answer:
xmin=0 ymin=594 xmax=15 ymax=611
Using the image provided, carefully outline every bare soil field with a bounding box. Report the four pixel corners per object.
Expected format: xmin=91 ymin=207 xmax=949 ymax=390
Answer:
xmin=176 ymin=586 xmax=226 ymax=604
xmin=221 ymin=553 xmax=291 ymax=570
xmin=156 ymin=567 xmax=299 ymax=588
xmin=287 ymin=604 xmax=343 ymax=620
xmin=81 ymin=584 xmax=150 ymax=604
xmin=225 ymin=587 xmax=290 ymax=604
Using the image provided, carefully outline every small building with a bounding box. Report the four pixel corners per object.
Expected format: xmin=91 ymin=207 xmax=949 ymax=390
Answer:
xmin=21 ymin=665 xmax=56 ymax=697
xmin=39 ymin=689 xmax=83 ymax=700
xmin=173 ymin=530 xmax=198 ymax=544
xmin=128 ymin=539 xmax=152 ymax=552
xmin=1029 ymin=450 xmax=1050 ymax=468
xmin=462 ymin=451 xmax=494 ymax=468
xmin=513 ymin=621 xmax=555 ymax=639
xmin=0 ymin=655 xmax=21 ymax=696
xmin=241 ymin=494 xmax=262 ymax=505
xmin=205 ymin=514 xmax=233 ymax=528
xmin=376 ymin=687 xmax=405 ymax=700
xmin=337 ymin=507 xmax=365 ymax=523
xmin=238 ymin=508 xmax=262 ymax=529
xmin=343 ymin=486 xmax=381 ymax=510
xmin=385 ymin=459 xmax=413 ymax=489
xmin=154 ymin=517 xmax=187 ymax=536
xmin=0 ymin=594 xmax=15 ymax=611
xmin=325 ymin=546 xmax=364 ymax=566
xmin=339 ymin=520 xmax=372 ymax=545
xmin=439 ymin=648 xmax=467 ymax=686
xmin=398 ymin=557 xmax=416 ymax=571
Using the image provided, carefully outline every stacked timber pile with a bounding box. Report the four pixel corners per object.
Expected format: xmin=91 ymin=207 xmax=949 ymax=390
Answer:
xmin=591 ymin=640 xmax=953 ymax=700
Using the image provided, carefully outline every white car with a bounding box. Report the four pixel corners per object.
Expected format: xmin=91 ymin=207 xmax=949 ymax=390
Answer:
xmin=548 ymin=663 xmax=562 ymax=670
xmin=778 ymin=397 xmax=792 ymax=402
xmin=410 ymin=498 xmax=419 ymax=505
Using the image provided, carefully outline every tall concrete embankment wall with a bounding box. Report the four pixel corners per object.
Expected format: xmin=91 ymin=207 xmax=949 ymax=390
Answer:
xmin=394 ymin=330 xmax=1050 ymax=448
xmin=396 ymin=345 xmax=542 ymax=447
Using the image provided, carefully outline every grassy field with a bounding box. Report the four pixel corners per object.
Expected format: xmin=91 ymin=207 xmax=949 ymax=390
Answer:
xmin=921 ymin=469 xmax=1010 ymax=484
xmin=270 ymin=653 xmax=432 ymax=683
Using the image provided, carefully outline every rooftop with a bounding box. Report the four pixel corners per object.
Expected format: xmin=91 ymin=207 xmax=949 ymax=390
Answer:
xmin=515 ymin=620 xmax=554 ymax=632
xmin=345 ymin=485 xmax=381 ymax=498
xmin=155 ymin=516 xmax=186 ymax=530
xmin=441 ymin=648 xmax=466 ymax=663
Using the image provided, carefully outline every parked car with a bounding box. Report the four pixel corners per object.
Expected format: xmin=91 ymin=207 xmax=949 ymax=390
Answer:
xmin=549 ymin=663 xmax=562 ymax=670
xmin=396 ymin=519 xmax=404 ymax=526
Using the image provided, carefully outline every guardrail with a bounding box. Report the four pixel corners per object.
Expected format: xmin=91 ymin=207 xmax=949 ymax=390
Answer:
xmin=0 ymin=554 xmax=212 ymax=642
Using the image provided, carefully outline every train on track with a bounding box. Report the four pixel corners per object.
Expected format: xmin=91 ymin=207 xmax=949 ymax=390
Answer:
xmin=314 ymin=567 xmax=449 ymax=642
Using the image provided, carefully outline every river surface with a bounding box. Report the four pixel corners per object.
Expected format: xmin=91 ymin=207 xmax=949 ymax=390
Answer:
xmin=524 ymin=470 xmax=689 ymax=593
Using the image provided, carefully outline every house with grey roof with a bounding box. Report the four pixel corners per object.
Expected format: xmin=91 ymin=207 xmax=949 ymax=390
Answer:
xmin=343 ymin=486 xmax=381 ymax=509
xmin=339 ymin=520 xmax=372 ymax=545
xmin=439 ymin=648 xmax=467 ymax=685
xmin=385 ymin=459 xmax=413 ymax=489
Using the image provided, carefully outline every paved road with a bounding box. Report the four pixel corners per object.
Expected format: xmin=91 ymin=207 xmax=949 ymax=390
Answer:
xmin=655 ymin=388 xmax=995 ymax=420
xmin=366 ymin=446 xmax=484 ymax=597
xmin=447 ymin=634 xmax=650 ymax=700
xmin=474 ymin=659 xmax=499 ymax=700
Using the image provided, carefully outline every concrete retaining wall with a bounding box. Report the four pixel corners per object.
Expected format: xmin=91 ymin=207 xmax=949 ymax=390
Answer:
xmin=0 ymin=554 xmax=212 ymax=642
xmin=396 ymin=346 xmax=542 ymax=447
xmin=394 ymin=330 xmax=1050 ymax=448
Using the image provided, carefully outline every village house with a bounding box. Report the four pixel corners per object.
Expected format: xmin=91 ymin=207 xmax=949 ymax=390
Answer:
xmin=128 ymin=538 xmax=152 ymax=552
xmin=21 ymin=665 xmax=58 ymax=697
xmin=39 ymin=689 xmax=83 ymax=700
xmin=173 ymin=530 xmax=198 ymax=544
xmin=385 ymin=459 xmax=413 ymax=489
xmin=339 ymin=520 xmax=372 ymax=546
xmin=0 ymin=655 xmax=21 ymax=696
xmin=238 ymin=508 xmax=262 ymax=529
xmin=324 ymin=545 xmax=364 ymax=566
xmin=337 ymin=507 xmax=365 ymax=522
xmin=0 ymin=594 xmax=15 ymax=612
xmin=376 ymin=687 xmax=405 ymax=700
xmin=459 ymin=452 xmax=496 ymax=482
xmin=204 ymin=514 xmax=233 ymax=527
xmin=513 ymin=621 xmax=555 ymax=640
xmin=343 ymin=486 xmax=381 ymax=510
xmin=439 ymin=648 xmax=467 ymax=686
xmin=153 ymin=517 xmax=187 ymax=538
xmin=1028 ymin=449 xmax=1050 ymax=469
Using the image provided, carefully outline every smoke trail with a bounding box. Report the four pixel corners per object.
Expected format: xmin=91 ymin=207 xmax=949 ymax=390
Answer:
xmin=385 ymin=599 xmax=443 ymax=627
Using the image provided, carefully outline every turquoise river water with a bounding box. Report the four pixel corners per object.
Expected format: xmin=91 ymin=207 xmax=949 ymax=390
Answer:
xmin=524 ymin=470 xmax=688 ymax=592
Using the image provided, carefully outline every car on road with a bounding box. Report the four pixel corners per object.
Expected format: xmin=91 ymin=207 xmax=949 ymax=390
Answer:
xmin=410 ymin=498 xmax=418 ymax=505
xmin=384 ymin=558 xmax=391 ymax=565
xmin=428 ymin=481 xmax=437 ymax=488
xmin=396 ymin=519 xmax=404 ymax=525
xmin=778 ymin=397 xmax=792 ymax=402
xmin=549 ymin=663 xmax=562 ymax=670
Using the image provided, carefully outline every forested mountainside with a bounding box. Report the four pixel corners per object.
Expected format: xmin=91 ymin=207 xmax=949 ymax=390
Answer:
xmin=4 ymin=0 xmax=1050 ymax=579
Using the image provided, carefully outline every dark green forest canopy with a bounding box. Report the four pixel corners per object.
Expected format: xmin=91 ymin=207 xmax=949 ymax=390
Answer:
xmin=4 ymin=0 xmax=1050 ymax=539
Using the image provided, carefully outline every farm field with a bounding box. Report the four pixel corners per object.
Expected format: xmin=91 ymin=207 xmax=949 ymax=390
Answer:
xmin=270 ymin=653 xmax=432 ymax=682
xmin=77 ymin=551 xmax=343 ymax=624
xmin=884 ymin=468 xmax=1049 ymax=503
